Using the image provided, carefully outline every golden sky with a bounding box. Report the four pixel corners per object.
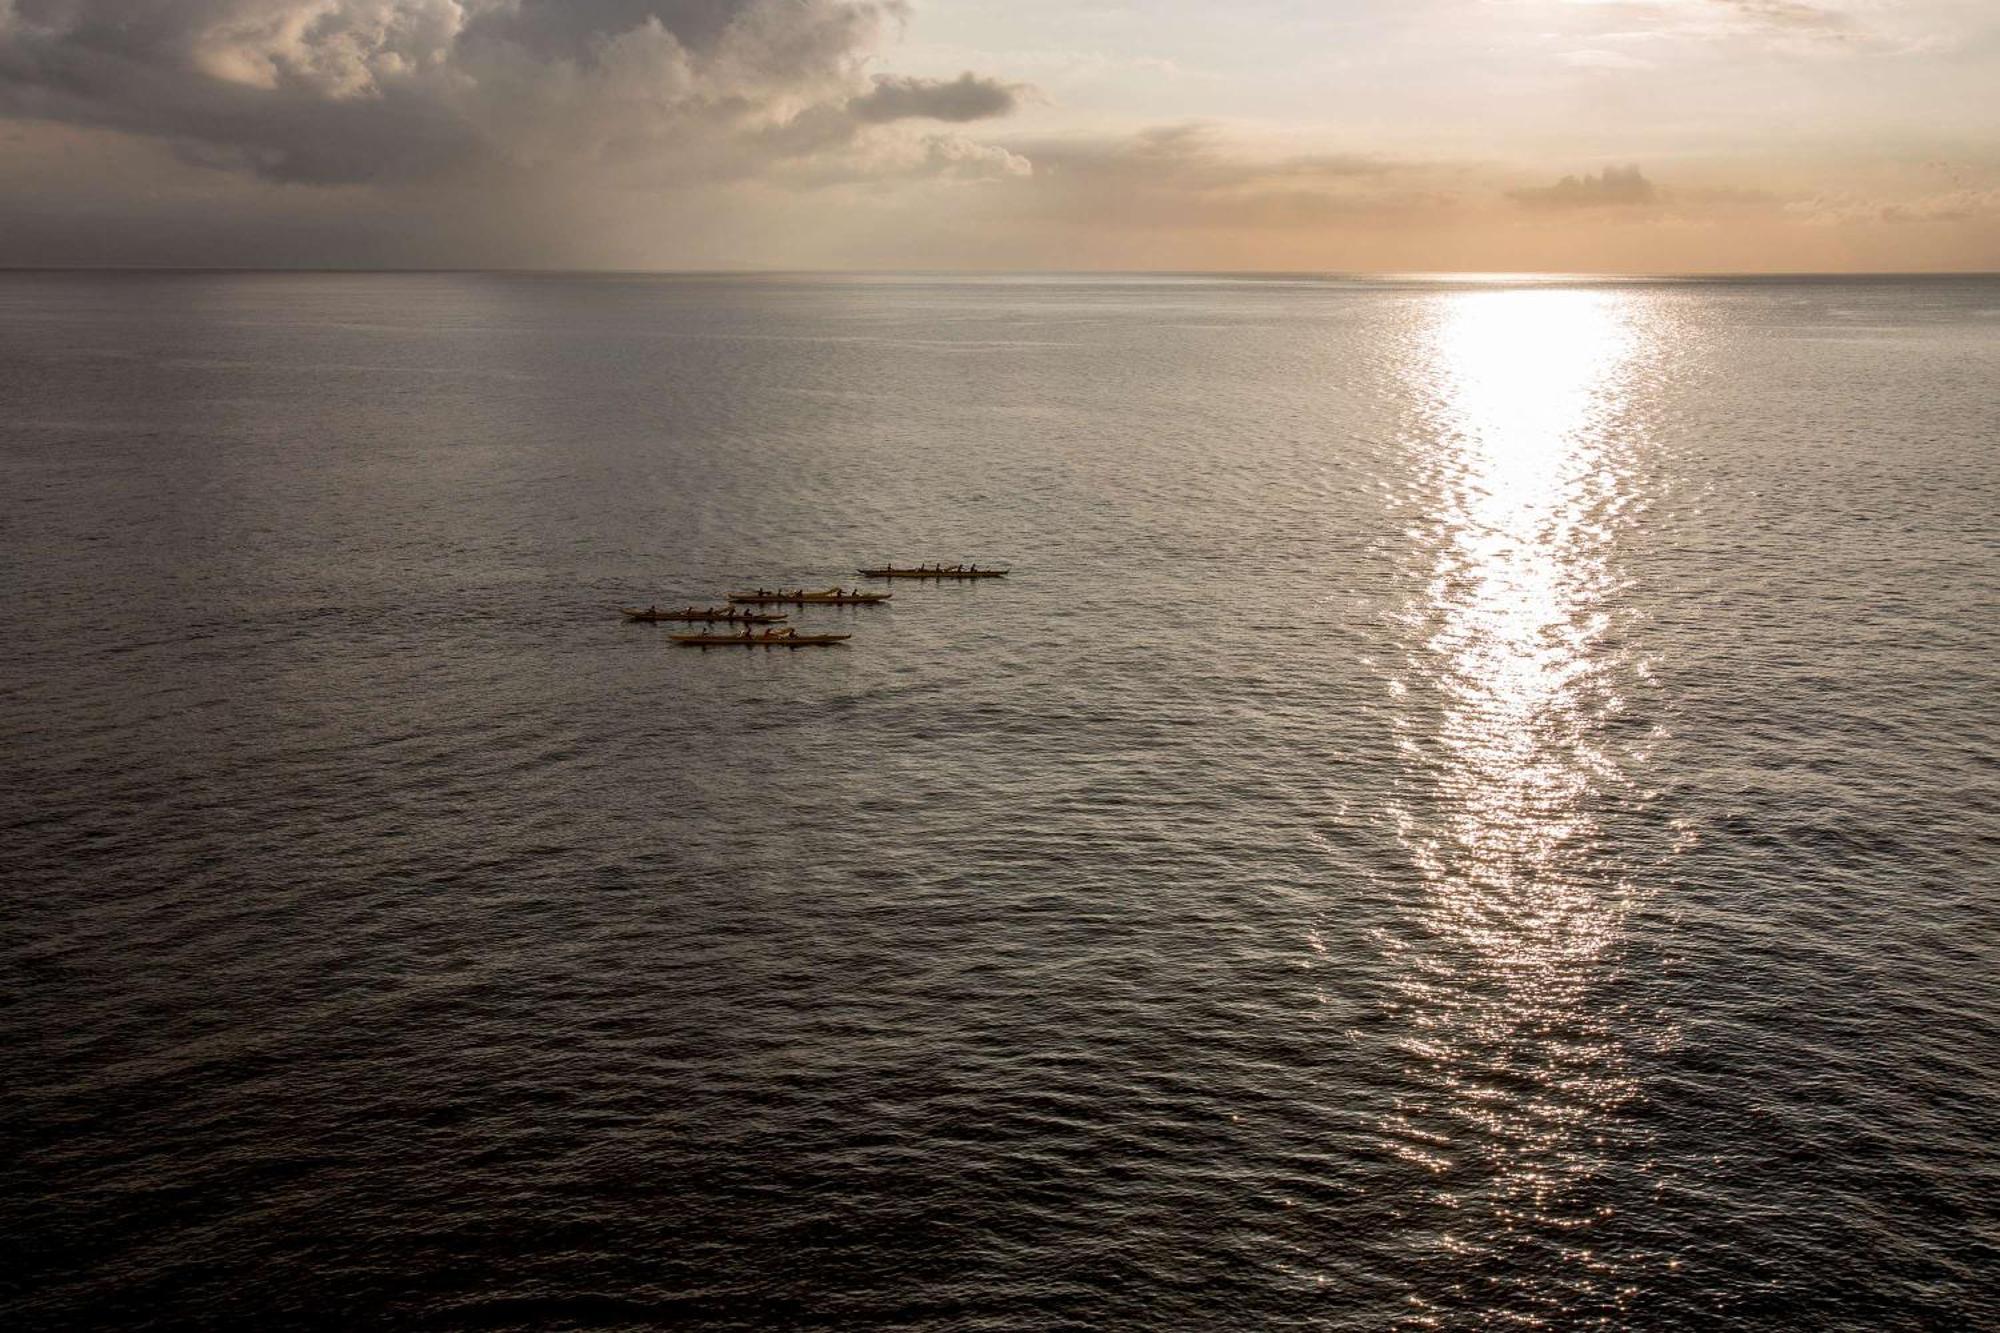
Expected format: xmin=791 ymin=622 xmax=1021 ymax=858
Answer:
xmin=1 ymin=0 xmax=1994 ymax=270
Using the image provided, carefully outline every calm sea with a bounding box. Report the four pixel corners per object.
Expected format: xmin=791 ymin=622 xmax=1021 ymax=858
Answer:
xmin=3 ymin=272 xmax=1996 ymax=1329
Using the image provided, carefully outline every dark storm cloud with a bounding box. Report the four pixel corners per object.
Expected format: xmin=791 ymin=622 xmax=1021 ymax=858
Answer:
xmin=1510 ymin=165 xmax=1659 ymax=210
xmin=461 ymin=0 xmax=773 ymax=61
xmin=849 ymin=72 xmax=1020 ymax=123
xmin=0 ymin=12 xmax=480 ymax=184
xmin=0 ymin=0 xmax=1019 ymax=187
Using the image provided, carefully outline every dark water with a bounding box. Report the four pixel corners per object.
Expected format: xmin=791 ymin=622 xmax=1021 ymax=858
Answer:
xmin=3 ymin=272 xmax=1997 ymax=1329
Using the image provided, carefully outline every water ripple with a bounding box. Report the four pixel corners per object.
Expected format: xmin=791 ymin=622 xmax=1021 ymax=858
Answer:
xmin=3 ymin=273 xmax=1997 ymax=1330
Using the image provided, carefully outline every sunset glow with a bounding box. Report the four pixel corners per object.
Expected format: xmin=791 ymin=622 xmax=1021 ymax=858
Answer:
xmin=0 ymin=0 xmax=1993 ymax=270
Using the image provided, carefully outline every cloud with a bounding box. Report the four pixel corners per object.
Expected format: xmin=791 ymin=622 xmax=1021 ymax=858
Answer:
xmin=1788 ymin=188 xmax=2000 ymax=226
xmin=1711 ymin=0 xmax=1851 ymax=33
xmin=1025 ymin=124 xmax=1403 ymax=192
xmin=0 ymin=0 xmax=1025 ymax=187
xmin=849 ymin=72 xmax=1021 ymax=124
xmin=992 ymin=124 xmax=1457 ymax=231
xmin=1882 ymin=189 xmax=2000 ymax=224
xmin=1510 ymin=165 xmax=1659 ymax=210
xmin=1560 ymin=0 xmax=1887 ymax=52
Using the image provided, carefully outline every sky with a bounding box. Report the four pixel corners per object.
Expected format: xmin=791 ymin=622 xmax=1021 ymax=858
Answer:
xmin=0 ymin=0 xmax=1995 ymax=271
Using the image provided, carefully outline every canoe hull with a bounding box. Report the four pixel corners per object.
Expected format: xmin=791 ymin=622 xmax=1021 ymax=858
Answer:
xmin=672 ymin=633 xmax=850 ymax=646
xmin=858 ymin=568 xmax=1008 ymax=579
xmin=624 ymin=608 xmax=788 ymax=623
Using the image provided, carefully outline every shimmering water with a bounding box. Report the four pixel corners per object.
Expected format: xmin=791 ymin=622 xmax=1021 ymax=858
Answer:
xmin=4 ymin=272 xmax=1997 ymax=1329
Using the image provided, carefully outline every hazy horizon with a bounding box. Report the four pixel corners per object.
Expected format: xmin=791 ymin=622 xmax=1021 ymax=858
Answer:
xmin=4 ymin=265 xmax=1997 ymax=277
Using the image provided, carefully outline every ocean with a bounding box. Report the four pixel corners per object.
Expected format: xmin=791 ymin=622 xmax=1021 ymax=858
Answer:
xmin=3 ymin=271 xmax=1996 ymax=1329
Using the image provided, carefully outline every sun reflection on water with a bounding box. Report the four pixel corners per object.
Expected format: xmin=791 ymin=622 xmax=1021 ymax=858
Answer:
xmin=1380 ymin=286 xmax=1657 ymax=1323
xmin=1420 ymin=289 xmax=1633 ymax=930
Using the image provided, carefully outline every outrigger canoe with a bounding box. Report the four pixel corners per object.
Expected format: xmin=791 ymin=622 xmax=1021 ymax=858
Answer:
xmin=623 ymin=606 xmax=788 ymax=623
xmin=859 ymin=566 xmax=1008 ymax=579
xmin=672 ymin=630 xmax=850 ymax=647
xmin=728 ymin=589 xmax=891 ymax=605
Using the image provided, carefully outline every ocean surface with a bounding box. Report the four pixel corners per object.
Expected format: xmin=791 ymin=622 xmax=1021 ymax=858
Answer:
xmin=3 ymin=271 xmax=1997 ymax=1330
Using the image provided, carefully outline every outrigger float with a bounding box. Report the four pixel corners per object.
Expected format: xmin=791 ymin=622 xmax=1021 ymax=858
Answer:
xmin=672 ymin=629 xmax=851 ymax=647
xmin=859 ymin=564 xmax=1008 ymax=579
xmin=623 ymin=606 xmax=788 ymax=623
xmin=728 ymin=588 xmax=891 ymax=605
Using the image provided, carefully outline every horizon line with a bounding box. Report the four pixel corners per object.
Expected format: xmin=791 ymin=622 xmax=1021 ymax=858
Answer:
xmin=1 ymin=265 xmax=1996 ymax=281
